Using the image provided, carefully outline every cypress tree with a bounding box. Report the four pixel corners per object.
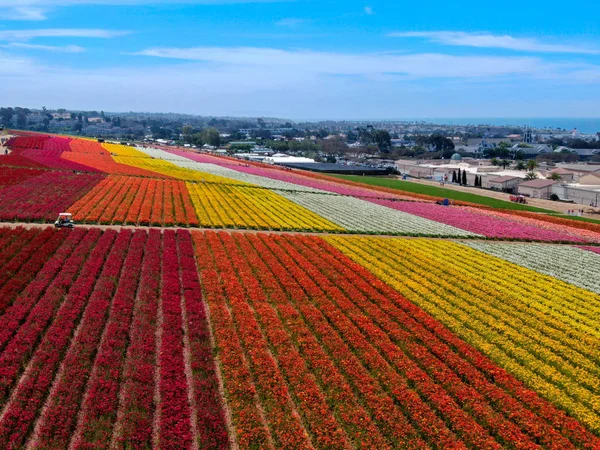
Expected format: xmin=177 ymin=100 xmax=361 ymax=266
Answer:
xmin=457 ymin=169 xmax=461 ymax=185
xmin=462 ymin=170 xmax=467 ymax=186
xmin=452 ymin=170 xmax=457 ymax=183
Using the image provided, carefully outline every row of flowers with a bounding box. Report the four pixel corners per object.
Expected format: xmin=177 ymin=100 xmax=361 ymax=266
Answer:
xmin=157 ymin=230 xmax=194 ymax=448
xmin=176 ymin=230 xmax=230 ymax=449
xmin=465 ymin=241 xmax=600 ymax=295
xmin=192 ymin=232 xmax=273 ymax=449
xmin=111 ymin=229 xmax=161 ymax=447
xmin=0 ymin=227 xmax=63 ymax=314
xmin=31 ymin=230 xmax=133 ymax=448
xmin=0 ymin=229 xmax=114 ymax=448
xmin=187 ymin=182 xmax=343 ymax=232
xmin=70 ymin=175 xmax=199 ymax=227
xmin=282 ymin=190 xmax=478 ymax=236
xmin=326 ymin=235 xmax=600 ymax=437
xmin=227 ymin=232 xmax=406 ymax=448
xmin=372 ymin=199 xmax=595 ymax=242
xmin=315 ymin=234 xmax=599 ymax=448
xmin=69 ymin=230 xmax=147 ymax=449
xmin=0 ymin=170 xmax=103 ymax=222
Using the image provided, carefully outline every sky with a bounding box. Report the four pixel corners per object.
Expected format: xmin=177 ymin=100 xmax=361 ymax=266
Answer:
xmin=0 ymin=0 xmax=599 ymax=119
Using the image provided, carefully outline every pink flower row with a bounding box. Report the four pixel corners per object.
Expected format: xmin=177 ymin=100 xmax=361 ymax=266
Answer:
xmin=373 ymin=199 xmax=592 ymax=242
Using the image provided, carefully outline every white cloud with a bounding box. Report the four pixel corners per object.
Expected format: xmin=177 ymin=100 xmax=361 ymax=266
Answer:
xmin=0 ymin=0 xmax=294 ymax=21
xmin=1 ymin=42 xmax=85 ymax=52
xmin=0 ymin=6 xmax=47 ymax=20
xmin=275 ymin=18 xmax=308 ymax=27
xmin=389 ymin=31 xmax=599 ymax=55
xmin=364 ymin=6 xmax=373 ymax=15
xmin=133 ymin=46 xmax=551 ymax=79
xmin=1 ymin=49 xmax=599 ymax=119
xmin=0 ymin=28 xmax=131 ymax=41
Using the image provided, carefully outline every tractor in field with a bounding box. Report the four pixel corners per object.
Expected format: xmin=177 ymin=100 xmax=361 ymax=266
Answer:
xmin=54 ymin=213 xmax=75 ymax=228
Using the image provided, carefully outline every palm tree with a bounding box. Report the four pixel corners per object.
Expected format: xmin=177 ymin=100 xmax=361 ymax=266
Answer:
xmin=516 ymin=161 xmax=525 ymax=171
xmin=548 ymin=172 xmax=562 ymax=181
xmin=526 ymin=159 xmax=539 ymax=171
xmin=525 ymin=171 xmax=538 ymax=180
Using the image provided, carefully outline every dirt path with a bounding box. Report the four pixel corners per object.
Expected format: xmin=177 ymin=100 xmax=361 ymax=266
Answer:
xmin=402 ymin=177 xmax=600 ymax=216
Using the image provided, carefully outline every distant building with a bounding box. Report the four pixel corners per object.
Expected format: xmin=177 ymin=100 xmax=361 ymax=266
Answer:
xmin=488 ymin=176 xmax=522 ymax=193
xmin=517 ymin=179 xmax=558 ymax=199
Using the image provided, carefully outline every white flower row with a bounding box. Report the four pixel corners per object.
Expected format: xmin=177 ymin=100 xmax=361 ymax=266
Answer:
xmin=464 ymin=242 xmax=600 ymax=294
xmin=134 ymin=147 xmax=478 ymax=236
xmin=281 ymin=191 xmax=479 ymax=236
xmin=135 ymin=147 xmax=324 ymax=192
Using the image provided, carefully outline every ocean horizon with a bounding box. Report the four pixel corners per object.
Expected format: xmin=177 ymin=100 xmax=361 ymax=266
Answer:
xmin=401 ymin=118 xmax=600 ymax=135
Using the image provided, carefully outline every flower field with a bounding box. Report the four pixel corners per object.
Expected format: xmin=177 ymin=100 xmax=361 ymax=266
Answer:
xmin=1 ymin=132 xmax=600 ymax=448
xmin=0 ymin=227 xmax=228 ymax=449
xmin=69 ymin=175 xmax=200 ymax=227
xmin=3 ymin=134 xmax=600 ymax=240
xmin=327 ymin=235 xmax=600 ymax=436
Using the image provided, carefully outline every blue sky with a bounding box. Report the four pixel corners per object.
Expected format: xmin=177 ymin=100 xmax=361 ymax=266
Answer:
xmin=0 ymin=0 xmax=599 ymax=119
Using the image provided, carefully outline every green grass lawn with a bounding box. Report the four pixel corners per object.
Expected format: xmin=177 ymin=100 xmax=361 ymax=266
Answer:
xmin=332 ymin=175 xmax=554 ymax=213
xmin=548 ymin=213 xmax=600 ymax=224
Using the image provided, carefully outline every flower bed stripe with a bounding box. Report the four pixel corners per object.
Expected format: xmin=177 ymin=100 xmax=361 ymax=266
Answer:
xmin=157 ymin=230 xmax=193 ymax=448
xmin=111 ymin=229 xmax=162 ymax=447
xmin=32 ymin=230 xmax=132 ymax=448
xmin=70 ymin=230 xmax=147 ymax=449
xmin=0 ymin=229 xmax=116 ymax=448
xmin=213 ymin=231 xmax=351 ymax=449
xmin=222 ymin=232 xmax=395 ymax=449
xmin=193 ymin=232 xmax=274 ymax=449
xmin=326 ymin=236 xmax=600 ymax=438
xmin=465 ymin=241 xmax=600 ymax=295
xmin=176 ymin=230 xmax=229 ymax=448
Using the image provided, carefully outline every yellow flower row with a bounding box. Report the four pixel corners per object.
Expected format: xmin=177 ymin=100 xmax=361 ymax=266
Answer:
xmin=103 ymin=143 xmax=246 ymax=185
xmin=325 ymin=236 xmax=600 ymax=434
xmin=186 ymin=182 xmax=344 ymax=232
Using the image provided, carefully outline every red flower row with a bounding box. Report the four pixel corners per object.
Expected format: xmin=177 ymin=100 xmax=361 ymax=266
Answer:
xmin=157 ymin=230 xmax=193 ymax=448
xmin=0 ymin=227 xmax=64 ymax=314
xmin=0 ymin=171 xmax=103 ymax=222
xmin=70 ymin=230 xmax=147 ymax=449
xmin=113 ymin=229 xmax=162 ymax=447
xmin=0 ymin=229 xmax=115 ymax=448
xmin=0 ymin=229 xmax=87 ymax=354
xmin=307 ymin=236 xmax=600 ymax=449
xmin=176 ymin=230 xmax=229 ymax=449
xmin=193 ymin=232 xmax=273 ymax=449
xmin=33 ymin=230 xmax=132 ymax=448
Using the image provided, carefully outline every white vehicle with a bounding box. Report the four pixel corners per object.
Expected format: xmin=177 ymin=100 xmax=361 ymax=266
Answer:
xmin=54 ymin=213 xmax=75 ymax=228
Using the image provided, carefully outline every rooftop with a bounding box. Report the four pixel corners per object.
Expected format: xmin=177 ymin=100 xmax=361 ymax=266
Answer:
xmin=518 ymin=179 xmax=558 ymax=189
